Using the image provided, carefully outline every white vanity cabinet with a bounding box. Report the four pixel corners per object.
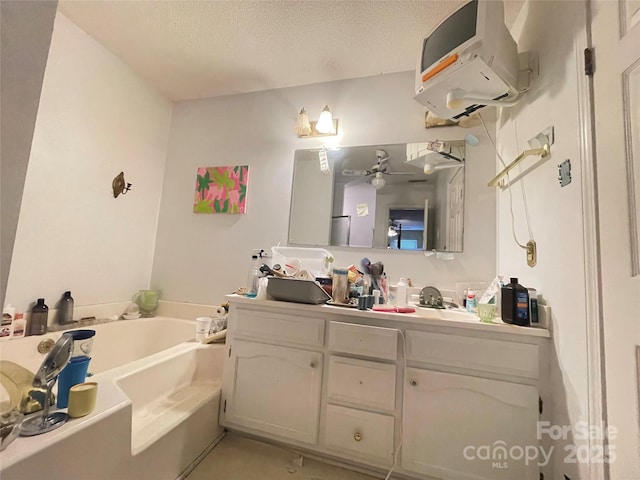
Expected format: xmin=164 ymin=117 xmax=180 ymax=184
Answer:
xmin=221 ymin=308 xmax=325 ymax=445
xmin=223 ymin=340 xmax=323 ymax=444
xmin=222 ymin=297 xmax=550 ymax=480
xmin=401 ymin=330 xmax=542 ymax=479
xmin=323 ymin=321 xmax=398 ymax=467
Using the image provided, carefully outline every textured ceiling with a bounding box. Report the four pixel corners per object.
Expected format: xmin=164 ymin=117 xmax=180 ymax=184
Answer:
xmin=58 ymin=0 xmax=524 ymax=101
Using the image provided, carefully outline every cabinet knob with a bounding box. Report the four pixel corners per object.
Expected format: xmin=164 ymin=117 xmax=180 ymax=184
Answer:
xmin=310 ymin=360 xmax=318 ymax=368
xmin=410 ymin=379 xmax=418 ymax=386
xmin=354 ymin=432 xmax=362 ymax=442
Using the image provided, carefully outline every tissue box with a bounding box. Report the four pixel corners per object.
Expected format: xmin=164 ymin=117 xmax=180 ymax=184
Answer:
xmin=266 ymin=277 xmax=331 ymax=305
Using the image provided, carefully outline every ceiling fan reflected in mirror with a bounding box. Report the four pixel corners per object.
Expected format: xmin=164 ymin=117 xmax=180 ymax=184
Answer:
xmin=342 ymin=149 xmax=415 ymax=190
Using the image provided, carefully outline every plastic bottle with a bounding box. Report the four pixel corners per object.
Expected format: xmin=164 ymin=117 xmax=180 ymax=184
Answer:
xmin=58 ymin=291 xmax=75 ymax=324
xmin=12 ymin=313 xmax=26 ymax=338
xmin=528 ymin=288 xmax=539 ymax=326
xmin=396 ymin=278 xmax=408 ymax=307
xmin=501 ymin=278 xmax=529 ymax=326
xmin=1 ymin=304 xmax=15 ymax=340
xmin=466 ymin=292 xmax=477 ymax=313
xmin=29 ymin=298 xmax=49 ymax=335
xmin=245 ymin=255 xmax=260 ymax=298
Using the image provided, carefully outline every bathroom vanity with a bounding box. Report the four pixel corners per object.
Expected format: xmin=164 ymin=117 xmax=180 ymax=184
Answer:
xmin=221 ymin=295 xmax=550 ymax=480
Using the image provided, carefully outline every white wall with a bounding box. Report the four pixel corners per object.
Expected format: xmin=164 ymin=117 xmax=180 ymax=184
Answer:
xmin=5 ymin=12 xmax=172 ymax=314
xmin=152 ymin=72 xmax=497 ymax=304
xmin=0 ymin=1 xmax=57 ymax=308
xmin=498 ymin=2 xmax=591 ymax=478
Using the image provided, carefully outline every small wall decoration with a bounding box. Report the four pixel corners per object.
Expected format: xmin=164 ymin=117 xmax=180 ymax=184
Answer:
xmin=193 ymin=165 xmax=249 ymax=214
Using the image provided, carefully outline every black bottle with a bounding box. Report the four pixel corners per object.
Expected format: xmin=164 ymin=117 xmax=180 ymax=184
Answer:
xmin=501 ymin=278 xmax=530 ymax=326
xmin=57 ymin=291 xmax=75 ymax=324
xmin=29 ymin=298 xmax=49 ymax=335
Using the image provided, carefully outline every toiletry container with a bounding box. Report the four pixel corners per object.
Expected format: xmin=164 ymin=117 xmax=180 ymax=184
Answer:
xmin=58 ymin=291 xmax=74 ymax=324
xmin=331 ymin=268 xmax=349 ymax=304
xmin=396 ymin=278 xmax=408 ymax=307
xmin=528 ymin=288 xmax=539 ymax=326
xmin=245 ymin=255 xmax=260 ymax=297
xmin=12 ymin=313 xmax=26 ymax=338
xmin=466 ymin=292 xmax=477 ymax=313
xmin=29 ymin=298 xmax=49 ymax=335
xmin=1 ymin=305 xmax=16 ymax=340
xmin=501 ymin=278 xmax=529 ymax=326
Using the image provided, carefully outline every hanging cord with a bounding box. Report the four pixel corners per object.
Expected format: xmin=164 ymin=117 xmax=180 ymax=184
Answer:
xmin=478 ymin=113 xmax=528 ymax=250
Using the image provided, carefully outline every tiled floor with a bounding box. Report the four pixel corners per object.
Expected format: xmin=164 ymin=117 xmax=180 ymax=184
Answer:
xmin=186 ymin=433 xmax=381 ymax=480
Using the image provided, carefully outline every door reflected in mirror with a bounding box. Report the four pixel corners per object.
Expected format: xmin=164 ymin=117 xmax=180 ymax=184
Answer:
xmin=288 ymin=142 xmax=465 ymax=252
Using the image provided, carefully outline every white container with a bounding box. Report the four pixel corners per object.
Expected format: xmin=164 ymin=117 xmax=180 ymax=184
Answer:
xmin=396 ymin=278 xmax=408 ymax=307
xmin=195 ymin=317 xmax=212 ymax=342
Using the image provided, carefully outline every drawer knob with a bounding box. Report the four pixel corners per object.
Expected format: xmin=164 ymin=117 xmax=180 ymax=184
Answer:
xmin=410 ymin=379 xmax=418 ymax=386
xmin=310 ymin=360 xmax=318 ymax=368
xmin=354 ymin=432 xmax=362 ymax=442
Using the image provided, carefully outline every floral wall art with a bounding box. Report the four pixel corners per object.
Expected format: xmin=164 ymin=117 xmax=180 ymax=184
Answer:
xmin=193 ymin=165 xmax=249 ymax=214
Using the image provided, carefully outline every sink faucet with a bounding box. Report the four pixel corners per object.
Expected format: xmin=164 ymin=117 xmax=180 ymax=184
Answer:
xmin=419 ymin=286 xmax=444 ymax=309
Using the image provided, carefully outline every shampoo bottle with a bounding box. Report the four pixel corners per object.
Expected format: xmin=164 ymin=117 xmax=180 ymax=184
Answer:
xmin=501 ymin=278 xmax=529 ymax=326
xmin=29 ymin=298 xmax=49 ymax=335
xmin=58 ymin=291 xmax=74 ymax=324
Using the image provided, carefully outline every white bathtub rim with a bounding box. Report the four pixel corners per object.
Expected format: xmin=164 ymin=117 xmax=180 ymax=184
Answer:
xmin=0 ymin=340 xmax=222 ymax=471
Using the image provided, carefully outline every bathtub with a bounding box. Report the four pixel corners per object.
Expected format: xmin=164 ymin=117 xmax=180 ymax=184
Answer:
xmin=0 ymin=317 xmax=225 ymax=480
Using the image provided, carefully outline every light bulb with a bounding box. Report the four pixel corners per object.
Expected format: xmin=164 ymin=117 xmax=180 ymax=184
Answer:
xmin=371 ymin=172 xmax=385 ymax=189
xmin=315 ymin=105 xmax=334 ymax=134
xmin=294 ymin=108 xmax=312 ymax=136
xmin=423 ymin=163 xmax=436 ymax=175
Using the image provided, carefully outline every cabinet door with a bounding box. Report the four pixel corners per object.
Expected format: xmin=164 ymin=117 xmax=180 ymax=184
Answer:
xmin=402 ymin=368 xmax=539 ymax=480
xmin=222 ymin=340 xmax=323 ymax=444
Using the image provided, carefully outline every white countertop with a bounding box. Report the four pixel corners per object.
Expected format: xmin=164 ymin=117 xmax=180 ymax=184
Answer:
xmin=226 ymin=295 xmax=550 ymax=339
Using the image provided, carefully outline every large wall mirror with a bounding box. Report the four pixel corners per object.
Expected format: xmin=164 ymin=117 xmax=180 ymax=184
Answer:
xmin=289 ymin=142 xmax=465 ymax=252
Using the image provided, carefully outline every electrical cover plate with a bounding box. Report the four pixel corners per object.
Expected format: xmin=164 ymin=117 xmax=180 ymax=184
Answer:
xmin=526 ymin=240 xmax=537 ymax=267
xmin=558 ymin=159 xmax=572 ymax=187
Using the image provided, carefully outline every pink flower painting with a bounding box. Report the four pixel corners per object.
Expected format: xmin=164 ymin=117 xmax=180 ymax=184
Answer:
xmin=193 ymin=166 xmax=249 ymax=214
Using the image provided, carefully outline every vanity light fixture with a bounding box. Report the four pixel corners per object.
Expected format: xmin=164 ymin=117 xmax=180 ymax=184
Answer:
xmin=294 ymin=108 xmax=312 ymax=136
xmin=295 ymin=105 xmax=338 ymax=137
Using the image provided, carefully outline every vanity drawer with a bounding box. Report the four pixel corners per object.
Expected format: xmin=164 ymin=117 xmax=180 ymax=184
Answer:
xmin=324 ymin=404 xmax=395 ymax=466
xmin=328 ymin=322 xmax=397 ymax=360
xmin=232 ymin=310 xmax=324 ymax=347
xmin=405 ymin=330 xmax=539 ymax=379
xmin=327 ymin=356 xmax=396 ymax=411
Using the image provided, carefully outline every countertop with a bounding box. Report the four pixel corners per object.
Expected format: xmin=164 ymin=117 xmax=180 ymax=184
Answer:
xmin=226 ymin=295 xmax=550 ymax=339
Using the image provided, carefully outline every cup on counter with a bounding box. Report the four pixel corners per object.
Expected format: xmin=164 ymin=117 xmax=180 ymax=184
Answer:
xmin=195 ymin=317 xmax=212 ymax=342
xmin=57 ymin=356 xmax=91 ymax=408
xmin=477 ymin=303 xmax=497 ymax=323
xmin=67 ymin=382 xmax=98 ymax=418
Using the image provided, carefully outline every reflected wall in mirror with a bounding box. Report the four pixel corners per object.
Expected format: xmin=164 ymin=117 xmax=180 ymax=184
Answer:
xmin=289 ymin=142 xmax=465 ymax=252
